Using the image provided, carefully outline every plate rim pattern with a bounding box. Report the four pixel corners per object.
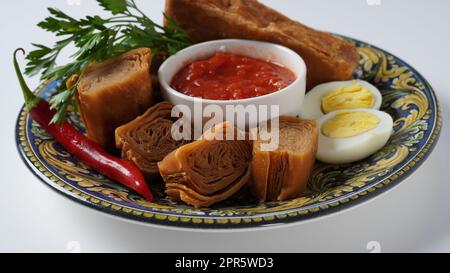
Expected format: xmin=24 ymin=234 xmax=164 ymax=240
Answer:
xmin=15 ymin=37 xmax=443 ymax=229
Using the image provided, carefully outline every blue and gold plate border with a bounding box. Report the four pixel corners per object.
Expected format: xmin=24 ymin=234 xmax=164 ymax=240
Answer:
xmin=15 ymin=37 xmax=442 ymax=229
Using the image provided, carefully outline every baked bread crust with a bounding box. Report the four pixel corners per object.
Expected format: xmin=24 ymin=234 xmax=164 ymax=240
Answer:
xmin=165 ymin=0 xmax=360 ymax=89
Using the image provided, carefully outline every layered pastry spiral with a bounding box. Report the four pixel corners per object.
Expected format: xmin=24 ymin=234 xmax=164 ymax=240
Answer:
xmin=158 ymin=122 xmax=253 ymax=208
xmin=115 ymin=102 xmax=190 ymax=179
xmin=251 ymin=117 xmax=318 ymax=201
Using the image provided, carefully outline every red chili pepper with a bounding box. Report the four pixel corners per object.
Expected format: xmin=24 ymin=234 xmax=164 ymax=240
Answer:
xmin=14 ymin=48 xmax=154 ymax=202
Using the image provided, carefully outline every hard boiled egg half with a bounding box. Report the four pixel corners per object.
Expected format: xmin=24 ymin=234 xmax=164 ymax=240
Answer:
xmin=301 ymin=80 xmax=383 ymax=120
xmin=317 ymin=109 xmax=394 ymax=164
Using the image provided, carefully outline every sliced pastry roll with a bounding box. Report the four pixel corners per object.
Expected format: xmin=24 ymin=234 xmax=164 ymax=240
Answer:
xmin=252 ymin=117 xmax=318 ymax=201
xmin=158 ymin=122 xmax=252 ymax=208
xmin=76 ymin=48 xmax=153 ymax=151
xmin=165 ymin=0 xmax=359 ymax=89
xmin=115 ymin=102 xmax=190 ymax=179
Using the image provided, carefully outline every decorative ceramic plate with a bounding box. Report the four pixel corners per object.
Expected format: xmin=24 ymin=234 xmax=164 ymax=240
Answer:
xmin=16 ymin=37 xmax=442 ymax=229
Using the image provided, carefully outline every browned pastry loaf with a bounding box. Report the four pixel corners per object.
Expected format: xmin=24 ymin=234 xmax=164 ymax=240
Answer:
xmin=158 ymin=122 xmax=252 ymax=208
xmin=165 ymin=0 xmax=360 ymax=89
xmin=76 ymin=48 xmax=153 ymax=151
xmin=251 ymin=117 xmax=318 ymax=201
xmin=115 ymin=102 xmax=191 ymax=179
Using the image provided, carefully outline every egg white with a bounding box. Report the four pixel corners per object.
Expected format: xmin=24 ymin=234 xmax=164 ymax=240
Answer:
xmin=317 ymin=109 xmax=394 ymax=164
xmin=301 ymin=80 xmax=383 ymax=120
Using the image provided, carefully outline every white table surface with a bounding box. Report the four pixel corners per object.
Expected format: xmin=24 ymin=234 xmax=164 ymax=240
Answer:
xmin=1 ymin=0 xmax=449 ymax=253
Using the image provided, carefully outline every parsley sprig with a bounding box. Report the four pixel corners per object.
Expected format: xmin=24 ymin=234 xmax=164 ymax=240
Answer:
xmin=25 ymin=0 xmax=191 ymax=124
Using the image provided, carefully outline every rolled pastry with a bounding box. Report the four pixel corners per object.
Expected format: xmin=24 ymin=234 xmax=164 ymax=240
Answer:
xmin=115 ymin=102 xmax=190 ymax=179
xmin=165 ymin=0 xmax=359 ymax=89
xmin=251 ymin=117 xmax=318 ymax=201
xmin=77 ymin=48 xmax=153 ymax=151
xmin=158 ymin=122 xmax=252 ymax=208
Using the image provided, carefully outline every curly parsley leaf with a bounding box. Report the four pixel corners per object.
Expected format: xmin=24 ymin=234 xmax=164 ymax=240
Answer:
xmin=97 ymin=0 xmax=128 ymax=15
xmin=25 ymin=0 xmax=191 ymax=124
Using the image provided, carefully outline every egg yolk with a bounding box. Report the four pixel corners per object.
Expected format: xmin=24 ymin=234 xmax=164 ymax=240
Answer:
xmin=321 ymin=83 xmax=375 ymax=114
xmin=322 ymin=112 xmax=380 ymax=138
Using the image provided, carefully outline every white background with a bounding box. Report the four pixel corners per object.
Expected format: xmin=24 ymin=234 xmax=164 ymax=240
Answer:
xmin=0 ymin=0 xmax=449 ymax=253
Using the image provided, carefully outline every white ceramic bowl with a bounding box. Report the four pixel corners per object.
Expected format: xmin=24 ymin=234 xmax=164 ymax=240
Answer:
xmin=158 ymin=39 xmax=307 ymax=129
